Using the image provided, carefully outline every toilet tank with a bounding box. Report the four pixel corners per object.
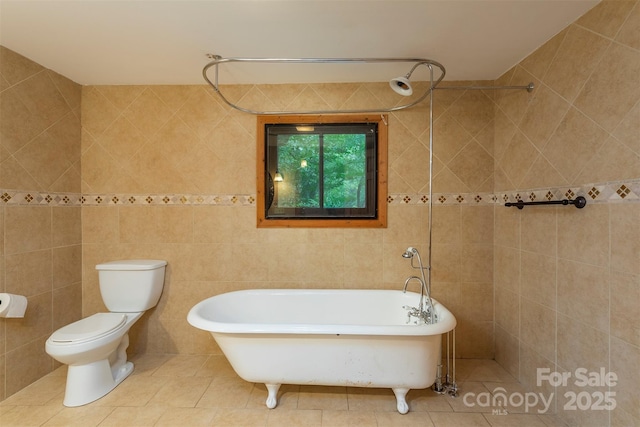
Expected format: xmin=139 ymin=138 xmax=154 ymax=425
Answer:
xmin=96 ymin=260 xmax=167 ymax=312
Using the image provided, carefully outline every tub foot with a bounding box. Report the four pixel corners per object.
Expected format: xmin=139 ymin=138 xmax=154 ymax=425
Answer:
xmin=392 ymin=388 xmax=410 ymax=414
xmin=265 ymin=383 xmax=281 ymax=409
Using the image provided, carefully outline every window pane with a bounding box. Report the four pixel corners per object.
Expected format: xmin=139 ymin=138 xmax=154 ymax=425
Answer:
xmin=276 ymin=134 xmax=319 ymax=208
xmin=323 ymin=134 xmax=367 ymax=208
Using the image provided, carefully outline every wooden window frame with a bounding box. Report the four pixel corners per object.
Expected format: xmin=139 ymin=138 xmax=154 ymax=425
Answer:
xmin=257 ymin=114 xmax=388 ymax=228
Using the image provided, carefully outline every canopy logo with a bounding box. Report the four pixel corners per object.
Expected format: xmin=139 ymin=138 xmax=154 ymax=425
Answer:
xmin=462 ymin=368 xmax=618 ymax=414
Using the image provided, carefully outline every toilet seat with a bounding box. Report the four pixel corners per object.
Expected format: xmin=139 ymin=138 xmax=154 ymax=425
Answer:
xmin=50 ymin=313 xmax=127 ymax=344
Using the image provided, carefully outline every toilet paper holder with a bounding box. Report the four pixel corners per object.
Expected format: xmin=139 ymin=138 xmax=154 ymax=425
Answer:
xmin=0 ymin=293 xmax=28 ymax=318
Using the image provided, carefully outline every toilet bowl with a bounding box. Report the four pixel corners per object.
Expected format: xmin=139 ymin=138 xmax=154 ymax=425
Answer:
xmin=45 ymin=259 xmax=166 ymax=407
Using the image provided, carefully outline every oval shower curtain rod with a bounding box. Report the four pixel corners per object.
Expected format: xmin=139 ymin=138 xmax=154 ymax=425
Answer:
xmin=202 ymin=56 xmax=534 ymax=115
xmin=203 ymin=56 xmax=446 ymax=115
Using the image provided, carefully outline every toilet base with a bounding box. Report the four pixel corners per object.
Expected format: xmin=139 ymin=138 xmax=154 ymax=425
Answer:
xmin=63 ymin=359 xmax=134 ymax=407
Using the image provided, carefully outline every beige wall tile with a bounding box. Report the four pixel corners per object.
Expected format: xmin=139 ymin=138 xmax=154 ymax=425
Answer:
xmin=390 ymin=140 xmax=432 ymax=193
xmin=447 ymin=90 xmax=494 ymax=137
xmin=344 ymin=242 xmax=384 ymax=285
xmin=577 ymin=0 xmax=636 ymax=38
xmin=52 ymin=206 xmax=81 ymax=247
xmin=557 ymin=260 xmax=609 ymax=333
xmin=520 ymin=28 xmax=568 ymax=81
xmin=610 ymin=337 xmax=640 ymax=421
xmin=520 ymin=298 xmax=556 ymax=361
xmin=517 ymin=84 xmax=571 ymax=150
xmin=557 ymin=315 xmax=609 ymax=373
xmin=610 ymin=271 xmax=640 ymax=347
xmin=81 ymin=206 xmax=119 ymax=243
xmin=193 ymin=205 xmax=262 ymax=244
xmin=611 ymin=203 xmax=640 ymax=275
xmin=574 ymin=43 xmax=640 ymax=133
xmin=0 ymin=46 xmax=43 ymax=85
xmin=495 ymin=326 xmax=519 ymax=379
xmin=431 ymin=205 xmax=460 ymax=245
xmin=448 ymin=141 xmax=493 ymax=192
xmin=542 ymin=107 xmax=608 ymax=184
xmin=6 ymin=291 xmax=52 ymax=351
xmin=97 ymin=116 xmax=147 ymax=164
xmin=5 ymin=338 xmax=52 ymax=397
xmin=543 ymin=25 xmax=611 ymax=102
xmin=520 ymin=208 xmax=556 ymax=256
xmin=456 ymin=320 xmax=494 ymax=358
xmin=495 ymin=287 xmax=519 ymax=337
xmin=459 ymin=244 xmax=493 ymax=283
xmin=459 ymin=282 xmax=493 ymax=322
xmin=613 ymin=101 xmax=640 ymax=155
xmin=118 ymin=205 xmax=193 ymax=244
xmin=519 ymin=155 xmax=568 ymax=190
xmin=81 ymin=86 xmax=121 ymax=138
xmin=52 ymin=244 xmax=82 ymax=289
xmin=495 ymin=66 xmax=538 ymax=126
xmin=494 ymin=245 xmax=520 ymax=293
xmin=432 ymin=112 xmax=473 ymax=165
xmin=499 ymin=131 xmax=539 ymax=188
xmin=616 ymin=1 xmax=640 ymax=50
xmin=520 ymin=251 xmax=556 ymax=309
xmin=518 ymin=342 xmax=556 ymax=403
xmin=576 ymin=135 xmax=640 ymax=184
xmin=0 ymin=156 xmax=40 ymax=191
xmin=4 ymin=206 xmax=51 ymax=255
xmin=557 ymin=204 xmax=610 ymax=267
xmin=52 ymin=283 xmax=82 ymax=331
xmin=5 ymin=249 xmax=52 ymax=297
xmin=0 ymin=87 xmax=46 ymax=155
xmin=80 ymin=142 xmax=120 ymax=192
xmin=0 ymin=47 xmax=82 ymax=401
xmin=430 ymin=243 xmax=460 ymax=283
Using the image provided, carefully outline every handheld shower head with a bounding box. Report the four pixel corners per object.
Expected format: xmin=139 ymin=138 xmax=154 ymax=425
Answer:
xmin=402 ymin=247 xmax=417 ymax=258
xmin=389 ymin=76 xmax=413 ymax=96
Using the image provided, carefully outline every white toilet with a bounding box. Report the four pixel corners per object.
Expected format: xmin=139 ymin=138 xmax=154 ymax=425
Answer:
xmin=46 ymin=259 xmax=167 ymax=407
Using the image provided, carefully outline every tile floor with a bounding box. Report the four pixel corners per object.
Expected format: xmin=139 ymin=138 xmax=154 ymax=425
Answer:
xmin=0 ymin=355 xmax=567 ymax=426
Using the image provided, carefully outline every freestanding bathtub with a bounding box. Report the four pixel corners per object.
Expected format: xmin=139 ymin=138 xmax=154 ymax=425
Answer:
xmin=187 ymin=289 xmax=456 ymax=414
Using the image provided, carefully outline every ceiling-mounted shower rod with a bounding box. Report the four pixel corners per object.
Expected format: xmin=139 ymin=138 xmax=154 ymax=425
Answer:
xmin=203 ymin=55 xmax=446 ymax=115
xmin=202 ymin=56 xmax=534 ymax=115
xmin=435 ymin=82 xmax=535 ymax=92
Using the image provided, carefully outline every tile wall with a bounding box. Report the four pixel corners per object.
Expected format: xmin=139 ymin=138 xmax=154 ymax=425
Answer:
xmin=492 ymin=1 xmax=639 ymax=426
xmin=0 ymin=46 xmax=83 ymax=400
xmin=79 ymin=79 xmax=496 ymax=359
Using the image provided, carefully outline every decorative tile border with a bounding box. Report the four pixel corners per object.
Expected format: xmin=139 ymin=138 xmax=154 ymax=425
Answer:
xmin=0 ymin=191 xmax=83 ymax=206
xmin=497 ymin=178 xmax=640 ymax=206
xmin=387 ymin=192 xmax=499 ymax=206
xmin=1 ymin=179 xmax=638 ymax=207
xmin=79 ymin=194 xmax=256 ymax=206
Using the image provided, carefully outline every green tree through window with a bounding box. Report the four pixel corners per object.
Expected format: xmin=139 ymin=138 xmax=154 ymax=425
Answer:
xmin=275 ymin=132 xmax=367 ymax=210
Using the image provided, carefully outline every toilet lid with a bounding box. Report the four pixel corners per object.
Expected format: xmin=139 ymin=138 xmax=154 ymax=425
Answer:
xmin=51 ymin=313 xmax=127 ymax=343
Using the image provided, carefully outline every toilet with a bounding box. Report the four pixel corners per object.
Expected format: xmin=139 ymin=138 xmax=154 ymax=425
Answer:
xmin=46 ymin=259 xmax=167 ymax=407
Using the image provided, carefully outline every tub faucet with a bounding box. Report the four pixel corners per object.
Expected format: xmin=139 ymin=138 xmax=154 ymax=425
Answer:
xmin=403 ymin=276 xmax=435 ymax=324
xmin=402 ymin=247 xmax=436 ymax=324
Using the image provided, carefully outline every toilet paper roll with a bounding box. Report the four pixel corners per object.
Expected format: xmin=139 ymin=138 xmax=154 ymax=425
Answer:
xmin=0 ymin=293 xmax=28 ymax=318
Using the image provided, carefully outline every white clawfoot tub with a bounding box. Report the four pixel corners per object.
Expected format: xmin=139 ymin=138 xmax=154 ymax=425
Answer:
xmin=187 ymin=289 xmax=456 ymax=414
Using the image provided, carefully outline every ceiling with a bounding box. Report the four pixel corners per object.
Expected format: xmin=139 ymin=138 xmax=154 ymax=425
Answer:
xmin=0 ymin=1 xmax=599 ymax=86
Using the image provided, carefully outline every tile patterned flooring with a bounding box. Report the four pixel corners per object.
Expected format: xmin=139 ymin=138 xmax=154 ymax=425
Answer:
xmin=0 ymin=355 xmax=567 ymax=426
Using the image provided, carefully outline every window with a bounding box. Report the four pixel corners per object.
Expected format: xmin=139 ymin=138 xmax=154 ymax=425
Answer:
xmin=257 ymin=115 xmax=387 ymax=228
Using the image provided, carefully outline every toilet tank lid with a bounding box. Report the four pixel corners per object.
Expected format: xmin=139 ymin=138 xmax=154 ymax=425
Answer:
xmin=96 ymin=259 xmax=167 ymax=271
